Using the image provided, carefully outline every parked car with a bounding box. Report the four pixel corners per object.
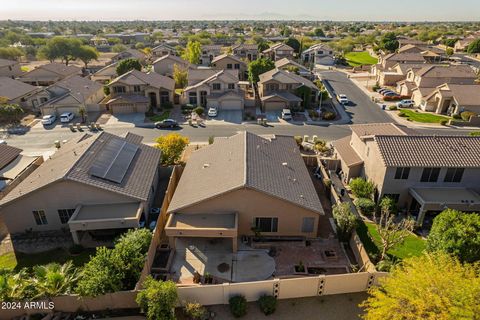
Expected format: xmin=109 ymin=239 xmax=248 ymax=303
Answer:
xmin=378 ymin=88 xmax=392 ymax=94
xmin=383 ymin=91 xmax=400 ymax=97
xmin=41 ymin=115 xmax=56 ymax=125
xmin=337 ymin=94 xmax=349 ymax=105
xmin=281 ymin=109 xmax=292 ymax=120
xmin=155 ymin=119 xmax=179 ymax=129
xmin=397 ymin=99 xmax=414 ymax=108
xmin=0 ymin=140 xmax=6 ymax=145
xmin=207 ymin=107 xmax=218 ymax=117
xmin=60 ymin=112 xmax=74 ymax=123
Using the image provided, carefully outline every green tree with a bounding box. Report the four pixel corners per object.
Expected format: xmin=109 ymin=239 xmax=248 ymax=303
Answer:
xmin=348 ymin=178 xmax=375 ymax=199
xmin=135 ymin=42 xmax=145 ymax=50
xmin=136 ymin=276 xmax=178 ymax=320
xmin=0 ymin=102 xmax=24 ymax=124
xmin=155 ymin=133 xmax=189 ymax=165
xmin=32 ymin=261 xmax=80 ymax=298
xmin=361 ymin=252 xmax=480 ymax=320
xmin=380 ymin=32 xmax=399 ymax=52
xmin=314 ymin=28 xmax=325 ymax=37
xmin=116 ymin=58 xmax=142 ymax=76
xmin=467 ymin=38 xmax=480 ymax=54
xmin=0 ymin=47 xmax=24 ymax=60
xmin=248 ymin=57 xmax=275 ymax=83
xmin=39 ymin=37 xmax=83 ymax=65
xmin=446 ymin=47 xmax=454 ymax=56
xmin=426 ymin=209 xmax=480 ymax=263
xmin=442 ymin=38 xmax=458 ymax=48
xmin=76 ymin=45 xmax=99 ymax=68
xmin=332 ymin=202 xmax=357 ymax=241
xmin=112 ymin=44 xmax=127 ymax=53
xmin=0 ymin=269 xmax=37 ymax=302
xmin=172 ymin=63 xmax=188 ymax=88
xmin=284 ymin=37 xmax=301 ymax=53
xmin=182 ymin=40 xmax=202 ymax=64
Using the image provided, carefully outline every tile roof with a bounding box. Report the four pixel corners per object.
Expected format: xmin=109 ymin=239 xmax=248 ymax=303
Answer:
xmin=375 ymin=135 xmax=480 ymax=168
xmin=232 ymin=43 xmax=258 ymax=51
xmin=38 ymin=63 xmax=82 ymax=76
xmin=275 ymin=58 xmax=310 ymax=72
xmin=332 ymin=136 xmax=363 ymax=167
xmin=0 ymin=145 xmax=22 ymax=170
xmin=152 ymin=54 xmax=191 ymax=67
xmin=110 ymin=69 xmax=175 ymax=91
xmin=167 ymin=131 xmax=324 ymax=214
xmin=259 ymin=68 xmax=317 ymax=90
xmin=0 ymin=77 xmax=39 ymax=100
xmin=350 ymin=123 xmax=407 ymax=138
xmin=0 ymin=132 xmax=161 ymax=207
xmin=416 ymin=64 xmax=477 ymax=78
xmin=52 ymin=75 xmax=103 ymax=101
xmin=0 ymin=58 xmax=16 ymax=68
xmin=211 ymin=54 xmax=245 ymax=64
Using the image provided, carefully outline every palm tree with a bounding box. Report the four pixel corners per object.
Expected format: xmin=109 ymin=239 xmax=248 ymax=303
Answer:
xmin=32 ymin=261 xmax=81 ymax=298
xmin=0 ymin=269 xmax=37 ymax=301
xmin=78 ymin=107 xmax=87 ymax=123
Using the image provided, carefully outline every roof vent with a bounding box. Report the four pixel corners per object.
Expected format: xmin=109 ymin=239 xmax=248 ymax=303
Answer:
xmin=203 ymin=163 xmax=210 ymax=168
xmin=282 ymin=162 xmax=288 ymax=166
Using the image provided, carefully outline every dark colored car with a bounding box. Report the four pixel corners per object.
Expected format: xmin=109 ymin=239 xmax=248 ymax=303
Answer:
xmin=155 ymin=119 xmax=179 ymax=129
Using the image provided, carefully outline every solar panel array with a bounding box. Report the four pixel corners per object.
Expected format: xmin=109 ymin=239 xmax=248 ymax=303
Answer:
xmin=89 ymin=138 xmax=139 ymax=184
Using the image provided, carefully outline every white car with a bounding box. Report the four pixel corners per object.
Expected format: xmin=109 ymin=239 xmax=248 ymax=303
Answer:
xmin=60 ymin=112 xmax=74 ymax=123
xmin=41 ymin=115 xmax=56 ymax=125
xmin=396 ymin=99 xmax=414 ymax=108
xmin=281 ymin=109 xmax=292 ymax=120
xmin=337 ymin=94 xmax=349 ymax=105
xmin=208 ymin=107 xmax=218 ymax=117
xmin=0 ymin=140 xmax=6 ymax=145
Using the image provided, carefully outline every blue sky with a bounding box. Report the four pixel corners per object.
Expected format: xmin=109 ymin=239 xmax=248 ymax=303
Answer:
xmin=1 ymin=0 xmax=479 ymax=21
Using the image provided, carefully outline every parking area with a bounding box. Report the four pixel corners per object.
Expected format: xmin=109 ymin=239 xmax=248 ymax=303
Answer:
xmin=206 ymin=110 xmax=243 ymax=124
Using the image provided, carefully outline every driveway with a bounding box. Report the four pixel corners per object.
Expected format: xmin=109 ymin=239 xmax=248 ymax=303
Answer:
xmin=106 ymin=113 xmax=145 ymax=126
xmin=207 ymin=110 xmax=243 ymax=124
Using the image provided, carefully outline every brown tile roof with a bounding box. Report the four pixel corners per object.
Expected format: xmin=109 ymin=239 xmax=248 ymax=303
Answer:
xmin=332 ymin=136 xmax=363 ymax=167
xmin=0 ymin=132 xmax=161 ymax=207
xmin=0 ymin=145 xmax=22 ymax=170
xmin=0 ymin=77 xmax=39 ymax=100
xmin=416 ymin=64 xmax=477 ymax=78
xmin=168 ymin=131 xmax=324 ymax=214
xmin=38 ymin=63 xmax=82 ymax=76
xmin=375 ymin=135 xmax=480 ymax=168
xmin=232 ymin=44 xmax=258 ymax=51
xmin=110 ymin=69 xmax=174 ymax=91
xmin=211 ymin=54 xmax=245 ymax=64
xmin=350 ymin=123 xmax=407 ymax=138
xmin=0 ymin=58 xmax=16 ymax=68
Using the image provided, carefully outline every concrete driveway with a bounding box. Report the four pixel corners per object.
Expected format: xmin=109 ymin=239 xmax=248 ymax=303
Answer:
xmin=207 ymin=110 xmax=243 ymax=124
xmin=265 ymin=111 xmax=281 ymax=122
xmin=106 ymin=113 xmax=145 ymax=126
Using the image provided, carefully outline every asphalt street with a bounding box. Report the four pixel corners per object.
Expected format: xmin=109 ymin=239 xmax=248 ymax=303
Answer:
xmin=1 ymin=71 xmax=473 ymax=155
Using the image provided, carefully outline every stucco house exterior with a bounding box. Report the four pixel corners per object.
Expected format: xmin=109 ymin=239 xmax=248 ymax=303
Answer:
xmin=152 ymin=43 xmax=178 ymax=58
xmin=262 ymin=43 xmax=295 ymax=61
xmin=211 ymin=54 xmax=248 ymax=81
xmin=331 ymin=123 xmax=480 ymax=227
xmin=0 ymin=76 xmax=43 ymax=110
xmin=199 ymin=45 xmax=222 ymax=66
xmin=90 ymin=63 xmax=118 ymax=83
xmin=111 ymin=49 xmax=147 ymax=64
xmin=301 ymin=43 xmax=335 ymax=68
xmin=19 ymin=63 xmax=83 ymax=86
xmin=371 ymin=52 xmax=426 ymax=81
xmin=0 ymin=58 xmax=23 ymax=79
xmin=152 ymin=54 xmax=192 ymax=78
xmin=420 ymin=83 xmax=480 ymax=114
xmin=376 ymin=63 xmax=426 ymax=87
xmin=182 ymin=69 xmax=244 ymax=110
xmin=232 ymin=43 xmax=258 ymax=61
xmin=275 ymin=58 xmax=313 ymax=80
xmin=0 ymin=132 xmax=162 ymax=247
xmin=258 ymin=68 xmax=319 ymax=111
xmin=166 ymin=131 xmax=324 ymax=252
xmin=105 ymin=69 xmax=175 ymax=114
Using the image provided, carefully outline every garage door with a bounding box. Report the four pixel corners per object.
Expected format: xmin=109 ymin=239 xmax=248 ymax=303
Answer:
xmin=110 ymin=104 xmax=135 ymax=114
xmin=220 ymin=99 xmax=243 ymax=110
xmin=56 ymin=106 xmax=80 ymax=116
xmin=264 ymin=101 xmax=287 ymax=111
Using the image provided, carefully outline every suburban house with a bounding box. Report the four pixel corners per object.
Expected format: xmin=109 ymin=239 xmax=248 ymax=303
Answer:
xmin=397 ymin=37 xmax=428 ymax=47
xmin=275 ymin=58 xmax=313 ymax=80
xmin=152 ymin=43 xmax=178 ymax=58
xmin=211 ymin=54 xmax=248 ymax=81
xmin=0 ymin=58 xmax=23 ymax=79
xmin=454 ymin=36 xmax=477 ymax=52
xmin=105 ymin=69 xmax=175 ymax=114
xmin=90 ymin=63 xmax=118 ymax=83
xmin=301 ymin=43 xmax=335 ymax=68
xmin=111 ymin=49 xmax=147 ymax=64
xmin=420 ymin=83 xmax=480 ymax=114
xmin=376 ymin=63 xmax=426 ymax=86
xmin=152 ymin=54 xmax=192 ymax=77
xmin=262 ymin=43 xmax=295 ymax=61
xmin=232 ymin=43 xmax=258 ymax=61
xmin=0 ymin=77 xmax=43 ymax=110
xmin=19 ymin=63 xmax=83 ymax=86
xmin=371 ymin=52 xmax=426 ymax=79
xmin=331 ymin=123 xmax=480 ymax=227
xmin=0 ymin=132 xmax=162 ymax=246
xmin=35 ymin=75 xmax=105 ymax=116
xmin=165 ymin=131 xmax=324 ymax=252
xmin=182 ymin=69 xmax=244 ymax=110
xmin=200 ymin=45 xmax=223 ymax=66
xmin=258 ymin=68 xmax=319 ymax=111
xmin=399 ymin=64 xmax=478 ymax=105
xmin=397 ymin=44 xmax=445 ymax=63
xmin=0 ymin=145 xmax=42 ymax=199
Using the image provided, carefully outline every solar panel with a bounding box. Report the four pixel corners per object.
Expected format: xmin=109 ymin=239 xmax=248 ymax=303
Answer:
xmin=89 ymin=138 xmax=139 ymax=184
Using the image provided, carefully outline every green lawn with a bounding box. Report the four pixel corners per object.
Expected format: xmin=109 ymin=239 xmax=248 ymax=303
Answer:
xmin=345 ymin=51 xmax=378 ymax=67
xmin=398 ymin=109 xmax=450 ymax=124
xmin=356 ymin=220 xmax=426 ymax=261
xmin=0 ymin=248 xmax=95 ymax=271
xmin=149 ymin=110 xmax=171 ymax=122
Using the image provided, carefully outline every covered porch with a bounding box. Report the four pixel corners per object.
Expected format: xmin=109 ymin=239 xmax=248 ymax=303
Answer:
xmin=409 ymin=187 xmax=480 ymax=227
xmin=68 ymin=202 xmax=144 ymax=247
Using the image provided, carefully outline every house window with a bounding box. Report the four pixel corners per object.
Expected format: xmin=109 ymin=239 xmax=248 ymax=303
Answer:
xmin=266 ymin=83 xmax=279 ymax=91
xmin=227 ymin=63 xmax=233 ymax=69
xmin=212 ymin=83 xmax=221 ymax=91
xmin=160 ymin=91 xmax=170 ymax=104
xmin=58 ymin=209 xmax=75 ymax=224
xmin=444 ymin=168 xmax=464 ymax=183
xmin=394 ymin=167 xmax=410 ymax=180
xmin=254 ymin=217 xmax=278 ymax=233
xmin=133 ymin=85 xmax=141 ymax=93
xmin=234 ymin=64 xmax=240 ymax=69
xmin=286 ymin=84 xmax=293 ymax=91
xmin=228 ymin=83 xmax=235 ymax=90
xmin=113 ymin=86 xmax=126 ymax=94
xmin=33 ymin=210 xmax=48 ymax=225
xmin=420 ymin=167 xmax=440 ymax=182
xmin=301 ymin=217 xmax=315 ymax=233
xmin=188 ymin=92 xmax=197 ymax=105
xmin=383 ymin=194 xmax=400 ymax=203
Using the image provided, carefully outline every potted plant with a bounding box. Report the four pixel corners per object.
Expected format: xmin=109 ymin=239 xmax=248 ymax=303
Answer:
xmin=203 ymin=272 xmax=213 ymax=284
xmin=294 ymin=260 xmax=307 ymax=274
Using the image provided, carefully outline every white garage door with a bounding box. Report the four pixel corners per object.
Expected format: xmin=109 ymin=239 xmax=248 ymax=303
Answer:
xmin=111 ymin=104 xmax=135 ymax=114
xmin=56 ymin=106 xmax=80 ymax=116
xmin=220 ymin=99 xmax=243 ymax=110
xmin=264 ymin=101 xmax=287 ymax=111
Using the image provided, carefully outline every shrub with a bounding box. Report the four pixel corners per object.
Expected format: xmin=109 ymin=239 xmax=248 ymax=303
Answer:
xmin=229 ymin=295 xmax=247 ymax=318
xmin=258 ymin=295 xmax=277 ymax=315
xmin=136 ymin=276 xmax=178 ymax=320
xmin=308 ymin=110 xmax=319 ymax=119
xmin=376 ymin=258 xmax=394 ymax=272
xmin=398 ymin=111 xmax=408 ymax=117
xmin=208 ymin=136 xmax=214 ymax=145
xmin=323 ymin=178 xmax=332 ymax=189
xmin=452 ymin=113 xmax=462 ymax=120
xmin=184 ymin=302 xmax=207 ymax=320
xmin=440 ymin=119 xmax=448 ymax=126
xmin=322 ymin=111 xmax=336 ymax=120
xmin=469 ymin=131 xmax=480 ymax=136
xmin=388 ymin=105 xmax=397 ymax=111
xmin=354 ymin=198 xmax=375 ymax=215
xmin=332 ymin=203 xmax=357 ymax=241
xmin=193 ymin=106 xmax=204 ymax=116
xmin=461 ymin=111 xmax=477 ymax=121
xmin=348 ymin=178 xmax=375 ymax=199
xmin=294 ymin=136 xmax=303 ymax=146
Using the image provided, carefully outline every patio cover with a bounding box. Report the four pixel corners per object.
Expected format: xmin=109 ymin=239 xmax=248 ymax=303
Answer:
xmin=410 ymin=187 xmax=480 ymax=212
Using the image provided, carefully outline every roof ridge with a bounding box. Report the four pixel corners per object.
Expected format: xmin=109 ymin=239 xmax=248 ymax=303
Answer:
xmin=243 ymin=131 xmax=248 ymax=187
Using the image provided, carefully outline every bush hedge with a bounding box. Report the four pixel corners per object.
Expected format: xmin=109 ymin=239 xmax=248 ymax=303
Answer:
xmin=229 ymin=295 xmax=247 ymax=318
xmin=354 ymin=197 xmax=376 ymax=215
xmin=258 ymin=295 xmax=277 ymax=315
